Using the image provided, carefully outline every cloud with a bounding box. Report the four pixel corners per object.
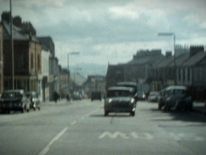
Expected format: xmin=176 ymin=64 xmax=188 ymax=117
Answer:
xmin=1 ymin=0 xmax=206 ymax=72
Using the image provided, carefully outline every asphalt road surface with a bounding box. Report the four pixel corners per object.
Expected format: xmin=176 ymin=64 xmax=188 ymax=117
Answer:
xmin=0 ymin=99 xmax=206 ymax=155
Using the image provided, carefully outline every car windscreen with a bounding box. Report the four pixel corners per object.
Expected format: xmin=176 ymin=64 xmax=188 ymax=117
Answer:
xmin=107 ymin=90 xmax=132 ymax=97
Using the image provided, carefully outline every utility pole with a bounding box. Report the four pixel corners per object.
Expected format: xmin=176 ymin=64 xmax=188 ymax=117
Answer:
xmin=10 ymin=0 xmax=14 ymax=89
xmin=158 ymin=32 xmax=176 ymax=85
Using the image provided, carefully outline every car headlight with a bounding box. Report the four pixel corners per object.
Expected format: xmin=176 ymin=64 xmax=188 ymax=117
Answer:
xmin=108 ymin=98 xmax=112 ymax=103
xmin=130 ymin=98 xmax=135 ymax=103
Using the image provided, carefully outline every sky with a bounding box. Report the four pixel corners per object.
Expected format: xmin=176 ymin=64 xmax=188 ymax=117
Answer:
xmin=1 ymin=0 xmax=206 ymax=75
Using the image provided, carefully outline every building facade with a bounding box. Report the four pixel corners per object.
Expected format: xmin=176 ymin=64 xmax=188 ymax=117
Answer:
xmin=0 ymin=23 xmax=3 ymax=94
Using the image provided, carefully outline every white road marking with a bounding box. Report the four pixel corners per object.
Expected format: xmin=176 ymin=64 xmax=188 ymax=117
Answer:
xmin=38 ymin=127 xmax=68 ymax=155
xmin=131 ymin=132 xmax=139 ymax=139
xmin=99 ymin=131 xmax=129 ymax=139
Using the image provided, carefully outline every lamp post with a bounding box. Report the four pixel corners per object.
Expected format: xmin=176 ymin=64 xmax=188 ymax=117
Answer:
xmin=67 ymin=52 xmax=80 ymax=92
xmin=10 ymin=0 xmax=14 ymax=89
xmin=158 ymin=32 xmax=176 ymax=84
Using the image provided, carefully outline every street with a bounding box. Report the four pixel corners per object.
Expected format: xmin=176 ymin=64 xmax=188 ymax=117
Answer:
xmin=0 ymin=100 xmax=206 ymax=155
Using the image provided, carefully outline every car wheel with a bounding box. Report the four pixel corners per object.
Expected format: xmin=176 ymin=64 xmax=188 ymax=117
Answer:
xmin=130 ymin=111 xmax=135 ymax=116
xmin=158 ymin=104 xmax=162 ymax=110
xmin=104 ymin=111 xmax=108 ymax=116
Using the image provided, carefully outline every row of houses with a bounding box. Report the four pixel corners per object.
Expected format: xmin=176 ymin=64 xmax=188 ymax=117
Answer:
xmin=0 ymin=12 xmax=69 ymax=102
xmin=106 ymin=45 xmax=206 ymax=101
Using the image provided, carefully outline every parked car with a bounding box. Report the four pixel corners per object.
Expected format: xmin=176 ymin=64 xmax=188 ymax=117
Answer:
xmin=158 ymin=86 xmax=193 ymax=111
xmin=104 ymin=86 xmax=136 ymax=116
xmin=116 ymin=81 xmax=138 ymax=101
xmin=137 ymin=91 xmax=146 ymax=100
xmin=0 ymin=89 xmax=30 ymax=113
xmin=148 ymin=91 xmax=160 ymax=102
xmin=91 ymin=91 xmax=102 ymax=101
xmin=26 ymin=91 xmax=40 ymax=110
xmin=158 ymin=88 xmax=167 ymax=110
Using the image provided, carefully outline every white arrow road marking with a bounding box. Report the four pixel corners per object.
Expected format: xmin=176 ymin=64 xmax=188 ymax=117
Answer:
xmin=99 ymin=131 xmax=129 ymax=139
xmin=130 ymin=132 xmax=153 ymax=140
xmin=39 ymin=127 xmax=68 ymax=155
xmin=131 ymin=132 xmax=139 ymax=139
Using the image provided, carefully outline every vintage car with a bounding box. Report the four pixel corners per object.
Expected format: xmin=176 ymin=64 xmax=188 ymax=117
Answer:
xmin=148 ymin=91 xmax=160 ymax=102
xmin=26 ymin=91 xmax=40 ymax=110
xmin=116 ymin=81 xmax=138 ymax=101
xmin=104 ymin=86 xmax=136 ymax=116
xmin=158 ymin=86 xmax=193 ymax=111
xmin=0 ymin=89 xmax=30 ymax=113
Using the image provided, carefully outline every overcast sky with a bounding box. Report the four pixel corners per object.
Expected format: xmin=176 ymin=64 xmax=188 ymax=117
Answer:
xmin=1 ymin=0 xmax=206 ymax=74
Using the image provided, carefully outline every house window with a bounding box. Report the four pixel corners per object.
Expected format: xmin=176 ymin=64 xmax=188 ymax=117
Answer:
xmin=31 ymin=53 xmax=34 ymax=69
xmin=183 ymin=68 xmax=185 ymax=82
xmin=38 ymin=54 xmax=41 ymax=71
xmin=187 ymin=68 xmax=190 ymax=82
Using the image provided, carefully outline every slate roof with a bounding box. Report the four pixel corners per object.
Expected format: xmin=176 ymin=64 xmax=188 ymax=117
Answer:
xmin=182 ymin=52 xmax=206 ymax=67
xmin=2 ymin=21 xmax=38 ymax=42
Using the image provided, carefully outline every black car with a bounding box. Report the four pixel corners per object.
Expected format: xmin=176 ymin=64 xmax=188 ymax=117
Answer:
xmin=104 ymin=86 xmax=136 ymax=116
xmin=158 ymin=86 xmax=193 ymax=111
xmin=0 ymin=90 xmax=30 ymax=113
xmin=91 ymin=91 xmax=102 ymax=101
xmin=26 ymin=91 xmax=40 ymax=110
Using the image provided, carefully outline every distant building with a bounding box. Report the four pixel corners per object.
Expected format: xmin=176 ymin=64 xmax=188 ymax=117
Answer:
xmin=58 ymin=67 xmax=69 ymax=98
xmin=39 ymin=47 xmax=51 ymax=102
xmin=106 ymin=49 xmax=163 ymax=93
xmin=37 ymin=36 xmax=59 ymax=101
xmin=83 ymin=75 xmax=105 ymax=98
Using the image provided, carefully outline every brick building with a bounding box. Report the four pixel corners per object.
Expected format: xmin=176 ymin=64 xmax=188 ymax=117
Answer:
xmin=1 ymin=12 xmax=42 ymax=92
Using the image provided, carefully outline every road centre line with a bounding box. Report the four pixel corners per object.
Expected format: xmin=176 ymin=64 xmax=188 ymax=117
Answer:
xmin=38 ymin=127 xmax=68 ymax=155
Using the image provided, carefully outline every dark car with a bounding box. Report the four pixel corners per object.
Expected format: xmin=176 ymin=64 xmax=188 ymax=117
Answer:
xmin=158 ymin=86 xmax=193 ymax=111
xmin=104 ymin=86 xmax=136 ymax=116
xmin=158 ymin=88 xmax=167 ymax=110
xmin=26 ymin=91 xmax=40 ymax=110
xmin=116 ymin=81 xmax=138 ymax=101
xmin=91 ymin=91 xmax=102 ymax=101
xmin=0 ymin=90 xmax=30 ymax=113
xmin=148 ymin=91 xmax=160 ymax=102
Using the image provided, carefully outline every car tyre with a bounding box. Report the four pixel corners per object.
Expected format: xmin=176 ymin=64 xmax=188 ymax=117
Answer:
xmin=130 ymin=111 xmax=135 ymax=117
xmin=104 ymin=111 xmax=108 ymax=116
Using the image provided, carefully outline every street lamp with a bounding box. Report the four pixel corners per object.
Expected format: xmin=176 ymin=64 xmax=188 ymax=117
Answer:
xmin=10 ymin=0 xmax=14 ymax=89
xmin=67 ymin=52 xmax=80 ymax=91
xmin=158 ymin=32 xmax=176 ymax=84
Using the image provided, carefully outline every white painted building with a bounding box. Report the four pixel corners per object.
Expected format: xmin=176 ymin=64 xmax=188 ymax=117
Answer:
xmin=39 ymin=49 xmax=51 ymax=102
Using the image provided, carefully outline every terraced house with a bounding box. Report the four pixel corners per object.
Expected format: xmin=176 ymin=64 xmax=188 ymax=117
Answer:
xmin=1 ymin=12 xmax=42 ymax=92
